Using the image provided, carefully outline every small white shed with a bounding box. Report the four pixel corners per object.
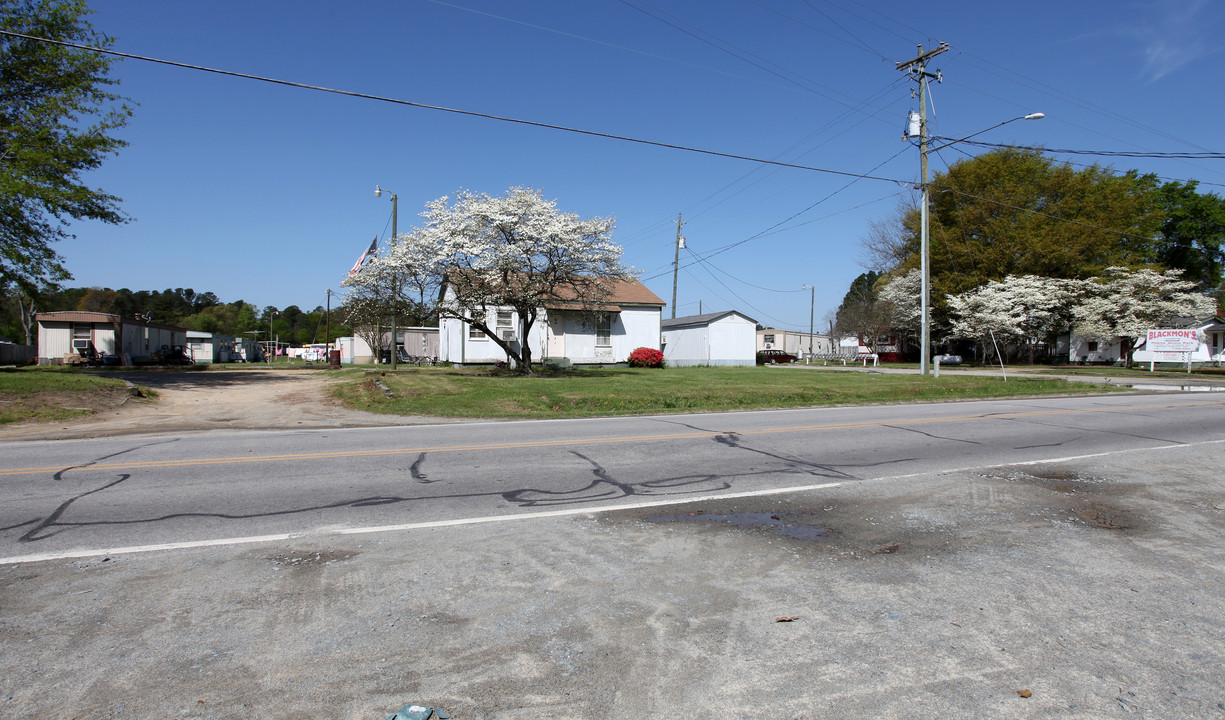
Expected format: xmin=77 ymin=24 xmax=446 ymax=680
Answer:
xmin=186 ymin=331 xmax=255 ymax=363
xmin=661 ymin=311 xmax=758 ymax=367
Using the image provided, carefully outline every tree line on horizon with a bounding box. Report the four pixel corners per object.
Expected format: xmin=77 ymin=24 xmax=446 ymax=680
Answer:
xmin=0 ymin=285 xmax=352 ymax=348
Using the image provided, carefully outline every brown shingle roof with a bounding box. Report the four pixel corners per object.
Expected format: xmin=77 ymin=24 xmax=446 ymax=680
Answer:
xmin=447 ymin=273 xmax=665 ymax=308
xmin=543 ymin=278 xmax=665 ymax=307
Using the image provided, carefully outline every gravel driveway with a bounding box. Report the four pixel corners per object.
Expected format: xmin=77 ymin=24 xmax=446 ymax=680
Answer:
xmin=0 ymin=368 xmax=458 ymax=441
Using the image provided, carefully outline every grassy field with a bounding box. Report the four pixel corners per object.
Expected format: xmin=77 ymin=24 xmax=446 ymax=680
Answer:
xmin=330 ymin=365 xmax=1122 ymax=419
xmin=0 ymin=368 xmax=142 ymax=425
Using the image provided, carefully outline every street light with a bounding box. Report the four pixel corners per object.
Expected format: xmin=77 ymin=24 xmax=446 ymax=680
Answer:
xmin=916 ymin=112 xmax=1043 ymax=375
xmin=801 ymin=284 xmax=815 ymax=363
xmin=374 ymin=185 xmax=398 ymax=371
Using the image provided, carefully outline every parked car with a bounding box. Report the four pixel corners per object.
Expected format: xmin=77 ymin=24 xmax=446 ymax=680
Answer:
xmin=757 ymin=349 xmax=798 ymax=364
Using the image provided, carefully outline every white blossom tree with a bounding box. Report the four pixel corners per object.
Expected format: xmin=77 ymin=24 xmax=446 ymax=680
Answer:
xmin=341 ymin=230 xmax=440 ymax=360
xmin=1073 ymin=266 xmax=1216 ymax=367
xmin=877 ymin=269 xmax=922 ymax=344
xmin=947 ymin=275 xmax=1079 ymax=363
xmin=348 ymin=187 xmax=635 ymax=374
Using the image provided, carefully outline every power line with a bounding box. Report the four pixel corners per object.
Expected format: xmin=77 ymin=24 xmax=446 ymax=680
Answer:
xmin=424 ymin=0 xmax=857 ymax=102
xmin=928 ymin=137 xmax=1225 ymax=160
xmin=0 ymin=29 xmax=907 ymax=186
xmin=642 ymin=190 xmax=901 ymax=282
xmin=618 ymin=0 xmax=897 ymax=125
xmin=930 ymin=140 xmax=1225 ymax=189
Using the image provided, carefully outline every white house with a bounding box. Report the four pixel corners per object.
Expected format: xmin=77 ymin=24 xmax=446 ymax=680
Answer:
xmin=35 ymin=311 xmax=187 ymax=365
xmin=1070 ymin=315 xmax=1225 ymax=365
xmin=662 ymin=311 xmax=757 ymax=367
xmin=439 ymin=278 xmax=665 ymax=366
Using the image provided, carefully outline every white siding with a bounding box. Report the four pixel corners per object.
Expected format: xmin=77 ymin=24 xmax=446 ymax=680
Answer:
xmin=663 ymin=314 xmax=755 ymax=366
xmin=662 ymin=326 xmax=710 ymax=366
xmin=38 ymin=322 xmax=72 ymax=360
xmin=441 ymin=301 xmax=660 ymax=367
xmin=94 ymin=327 xmax=116 ymax=355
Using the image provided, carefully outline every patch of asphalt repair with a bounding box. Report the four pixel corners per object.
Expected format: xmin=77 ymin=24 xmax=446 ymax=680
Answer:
xmin=2 ymin=442 xmax=1224 ymax=718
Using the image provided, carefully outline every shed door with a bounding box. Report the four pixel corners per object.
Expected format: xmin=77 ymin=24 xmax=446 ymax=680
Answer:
xmin=547 ymin=314 xmax=565 ymax=358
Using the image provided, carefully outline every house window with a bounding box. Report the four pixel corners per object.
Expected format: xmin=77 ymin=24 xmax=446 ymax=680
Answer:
xmin=1087 ymin=341 xmax=1099 ymax=352
xmin=596 ymin=313 xmax=612 ymax=347
xmin=496 ymin=311 xmax=514 ymax=340
xmin=763 ymin=334 xmax=775 ymax=344
xmin=468 ymin=324 xmax=485 ymax=340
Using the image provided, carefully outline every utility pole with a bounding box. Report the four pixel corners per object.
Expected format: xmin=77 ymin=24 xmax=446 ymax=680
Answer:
xmin=375 ymin=186 xmax=398 ymax=370
xmin=671 ymin=212 xmax=684 ymax=319
xmin=802 ymin=284 xmax=814 ymax=360
xmin=897 ymin=42 xmax=947 ymax=377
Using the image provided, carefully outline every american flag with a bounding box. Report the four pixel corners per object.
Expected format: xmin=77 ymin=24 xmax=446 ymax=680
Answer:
xmin=348 ymin=236 xmax=378 ymax=275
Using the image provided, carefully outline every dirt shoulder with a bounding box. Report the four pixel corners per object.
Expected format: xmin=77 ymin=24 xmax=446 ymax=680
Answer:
xmin=0 ymin=368 xmax=459 ymax=441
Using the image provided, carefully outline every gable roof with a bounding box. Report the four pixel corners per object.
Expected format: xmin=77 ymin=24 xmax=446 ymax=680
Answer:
xmin=542 ymin=278 xmax=665 ymax=309
xmin=445 ymin=273 xmax=664 ymax=310
xmin=662 ymin=310 xmax=757 ymax=330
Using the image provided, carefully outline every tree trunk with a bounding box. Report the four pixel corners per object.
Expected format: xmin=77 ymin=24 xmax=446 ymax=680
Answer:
xmin=516 ymin=311 xmax=538 ymax=374
xmin=18 ymin=295 xmax=37 ymax=346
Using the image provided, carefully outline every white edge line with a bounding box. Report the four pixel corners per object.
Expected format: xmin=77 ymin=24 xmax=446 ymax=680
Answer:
xmin=0 ymin=481 xmax=842 ymax=566
xmin=6 ymin=437 xmax=1225 ymax=566
xmin=0 ymin=533 xmax=297 ymax=566
xmin=333 ymin=480 xmax=846 ymax=535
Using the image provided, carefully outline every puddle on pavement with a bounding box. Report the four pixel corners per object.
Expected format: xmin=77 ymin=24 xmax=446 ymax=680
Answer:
xmin=648 ymin=511 xmax=832 ymax=542
xmin=992 ymin=466 xmax=1144 ymax=533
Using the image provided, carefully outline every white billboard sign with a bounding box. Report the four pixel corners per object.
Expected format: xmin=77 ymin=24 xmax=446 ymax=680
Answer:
xmin=1147 ymin=329 xmax=1200 ymax=352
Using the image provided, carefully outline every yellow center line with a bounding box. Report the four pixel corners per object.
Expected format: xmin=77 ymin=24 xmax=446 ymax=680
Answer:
xmin=1 ymin=399 xmax=1220 ymax=477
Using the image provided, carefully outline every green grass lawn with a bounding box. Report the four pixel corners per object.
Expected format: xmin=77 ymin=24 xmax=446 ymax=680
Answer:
xmin=0 ymin=368 xmax=137 ymax=425
xmin=331 ymin=365 xmax=1122 ymax=419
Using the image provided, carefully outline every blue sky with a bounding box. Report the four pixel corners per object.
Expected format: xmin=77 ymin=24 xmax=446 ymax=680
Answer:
xmin=66 ymin=0 xmax=1225 ymax=332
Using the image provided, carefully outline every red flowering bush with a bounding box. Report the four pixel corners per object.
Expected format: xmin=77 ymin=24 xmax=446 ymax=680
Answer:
xmin=627 ymin=347 xmax=666 ymax=368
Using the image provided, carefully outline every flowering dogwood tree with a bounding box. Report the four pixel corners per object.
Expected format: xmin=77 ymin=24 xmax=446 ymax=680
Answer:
xmin=947 ymin=275 xmax=1078 ymax=363
xmin=1073 ymin=266 xmax=1216 ymax=367
xmin=345 ymin=187 xmax=635 ymax=374
xmin=877 ymin=269 xmax=922 ymax=340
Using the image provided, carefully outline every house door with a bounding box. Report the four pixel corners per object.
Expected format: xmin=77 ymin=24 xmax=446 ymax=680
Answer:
xmin=547 ymin=314 xmax=566 ymax=358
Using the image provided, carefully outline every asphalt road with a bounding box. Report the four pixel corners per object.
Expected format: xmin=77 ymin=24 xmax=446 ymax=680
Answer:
xmin=0 ymin=393 xmax=1221 ymax=561
xmin=2 ymin=394 xmax=1224 ymax=718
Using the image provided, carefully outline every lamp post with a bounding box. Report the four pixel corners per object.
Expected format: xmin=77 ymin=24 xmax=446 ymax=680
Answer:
xmin=374 ymin=185 xmax=398 ymax=371
xmin=916 ymin=112 xmax=1043 ymax=375
xmin=801 ymin=284 xmax=815 ymax=362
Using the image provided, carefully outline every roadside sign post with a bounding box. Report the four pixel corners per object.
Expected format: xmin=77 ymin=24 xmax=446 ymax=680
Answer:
xmin=1146 ymin=329 xmax=1200 ymax=374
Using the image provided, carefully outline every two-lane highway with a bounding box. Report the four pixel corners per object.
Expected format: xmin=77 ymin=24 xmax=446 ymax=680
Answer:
xmin=2 ymin=393 xmax=1222 ymax=562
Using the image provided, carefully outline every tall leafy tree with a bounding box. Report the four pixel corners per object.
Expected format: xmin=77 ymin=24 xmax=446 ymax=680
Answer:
xmin=0 ymin=0 xmax=132 ymax=292
xmin=924 ymin=149 xmax=1161 ymax=297
xmin=864 ymin=149 xmax=1164 ymax=301
xmin=1151 ymin=179 xmax=1225 ymax=295
xmin=833 ymin=270 xmax=889 ymax=352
